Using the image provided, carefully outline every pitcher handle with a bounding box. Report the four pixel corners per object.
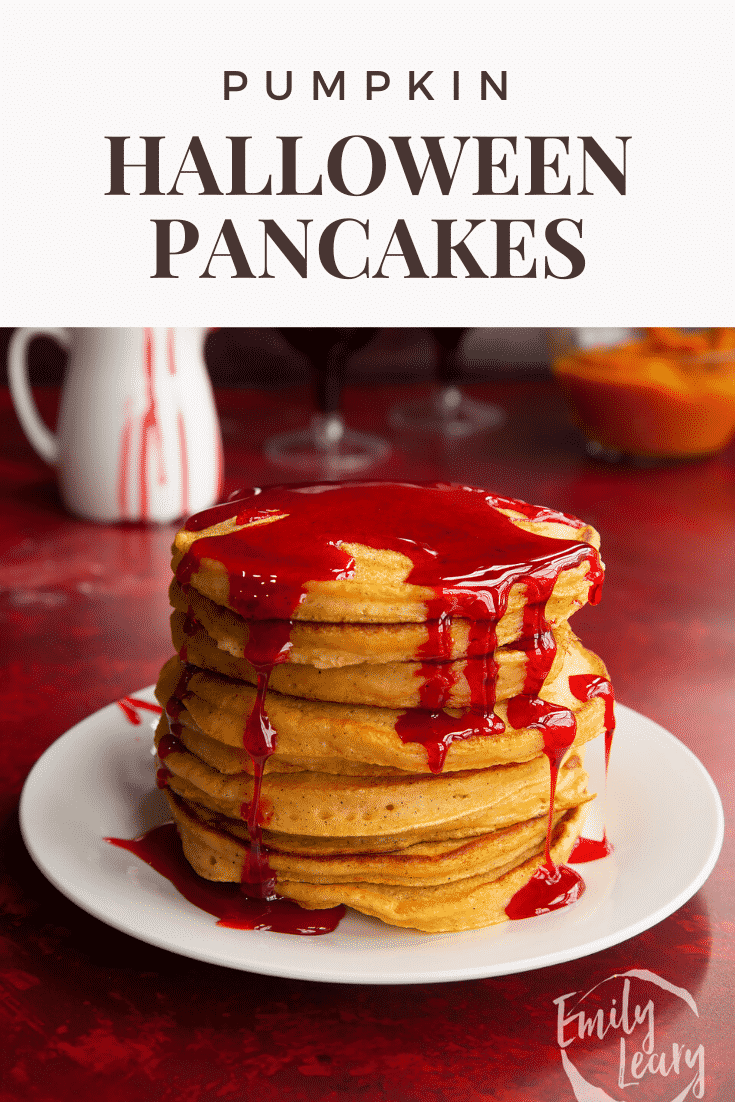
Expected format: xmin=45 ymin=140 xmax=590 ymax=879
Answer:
xmin=7 ymin=328 xmax=71 ymax=465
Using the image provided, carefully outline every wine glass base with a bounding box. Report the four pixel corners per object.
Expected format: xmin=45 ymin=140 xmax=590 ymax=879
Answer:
xmin=389 ymin=387 xmax=505 ymax=439
xmin=584 ymin=437 xmax=710 ymax=468
xmin=264 ymin=417 xmax=391 ymax=476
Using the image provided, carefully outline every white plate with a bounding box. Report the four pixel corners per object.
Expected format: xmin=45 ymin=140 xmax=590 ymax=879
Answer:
xmin=19 ymin=691 xmax=723 ymax=985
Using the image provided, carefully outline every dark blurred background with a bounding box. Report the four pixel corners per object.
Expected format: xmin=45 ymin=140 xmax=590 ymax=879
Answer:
xmin=0 ymin=328 xmax=550 ymax=387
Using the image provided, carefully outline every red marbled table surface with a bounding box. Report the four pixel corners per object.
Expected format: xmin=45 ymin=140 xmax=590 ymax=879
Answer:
xmin=0 ymin=383 xmax=732 ymax=1101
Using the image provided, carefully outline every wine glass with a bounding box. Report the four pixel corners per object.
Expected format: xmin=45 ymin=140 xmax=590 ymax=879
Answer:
xmin=389 ymin=328 xmax=505 ymax=438
xmin=264 ymin=329 xmax=391 ymax=475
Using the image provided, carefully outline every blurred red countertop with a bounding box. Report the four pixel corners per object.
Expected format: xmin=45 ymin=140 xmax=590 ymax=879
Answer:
xmin=0 ymin=382 xmax=733 ymax=1101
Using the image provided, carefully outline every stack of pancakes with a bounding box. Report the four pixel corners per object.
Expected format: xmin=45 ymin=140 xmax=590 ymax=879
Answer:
xmin=154 ymin=482 xmax=610 ymax=932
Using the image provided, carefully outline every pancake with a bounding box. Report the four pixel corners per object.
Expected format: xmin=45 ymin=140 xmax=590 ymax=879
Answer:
xmin=168 ymin=574 xmax=591 ymax=662
xmin=173 ymin=752 xmax=588 ymax=855
xmin=170 ymin=608 xmax=573 ymax=708
xmin=171 ymin=489 xmax=602 ymax=627
xmin=166 ymin=788 xmax=590 ymax=887
xmin=278 ymin=806 xmax=589 ymax=932
xmin=154 ymin=629 xmax=607 ymax=774
xmin=166 ymin=790 xmax=589 ymax=932
xmin=156 ymin=735 xmax=590 ymax=837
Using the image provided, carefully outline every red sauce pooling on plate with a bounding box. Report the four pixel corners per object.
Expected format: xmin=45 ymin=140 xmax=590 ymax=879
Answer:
xmin=174 ymin=482 xmax=603 ymax=918
xmin=106 ymin=824 xmax=345 ymax=934
xmin=568 ymin=674 xmax=615 ymax=862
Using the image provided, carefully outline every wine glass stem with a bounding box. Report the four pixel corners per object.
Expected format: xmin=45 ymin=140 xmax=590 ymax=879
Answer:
xmin=314 ymin=345 xmax=348 ymax=414
xmin=436 ymin=345 xmax=460 ymax=387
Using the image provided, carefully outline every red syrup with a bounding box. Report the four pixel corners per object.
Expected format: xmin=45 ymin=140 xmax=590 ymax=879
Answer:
xmin=156 ymin=662 xmax=195 ymax=786
xmin=519 ymin=580 xmax=558 ymax=698
xmin=568 ymin=674 xmax=615 ymax=862
xmin=165 ymin=661 xmax=196 ymax=723
xmin=117 ymin=697 xmax=163 ymax=725
xmin=180 ymin=483 xmax=603 ymax=625
xmin=395 ymin=607 xmax=505 ymax=773
xmin=156 ymin=720 xmax=185 ymax=790
xmin=237 ymin=619 xmax=293 ymax=905
xmin=504 ymin=695 xmax=585 ymax=919
xmin=106 ymin=824 xmax=345 ymax=934
xmin=181 ymin=606 xmax=199 ymax=637
xmin=147 ymin=633 xmax=347 ymax=932
xmin=160 ymin=620 xmax=290 ymax=906
xmin=175 ymin=483 xmax=603 ymax=916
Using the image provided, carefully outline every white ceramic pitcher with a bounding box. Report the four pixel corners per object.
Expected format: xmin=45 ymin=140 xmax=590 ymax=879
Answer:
xmin=8 ymin=327 xmax=223 ymax=523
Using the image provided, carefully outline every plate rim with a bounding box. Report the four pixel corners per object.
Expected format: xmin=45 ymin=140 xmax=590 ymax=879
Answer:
xmin=19 ymin=691 xmax=725 ymax=985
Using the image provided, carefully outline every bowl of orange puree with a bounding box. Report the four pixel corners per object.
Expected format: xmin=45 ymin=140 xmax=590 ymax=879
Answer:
xmin=550 ymin=328 xmax=735 ymax=461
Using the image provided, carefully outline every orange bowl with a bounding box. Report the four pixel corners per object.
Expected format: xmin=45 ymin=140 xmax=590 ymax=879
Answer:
xmin=551 ymin=328 xmax=735 ymax=460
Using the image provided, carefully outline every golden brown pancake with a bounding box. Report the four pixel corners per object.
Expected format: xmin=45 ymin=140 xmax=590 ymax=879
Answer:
xmin=157 ymin=737 xmax=590 ymax=838
xmin=172 ymin=519 xmax=600 ymax=628
xmin=164 ymin=752 xmax=587 ymax=856
xmin=154 ymin=630 xmax=607 ymax=774
xmin=166 ymin=788 xmax=587 ymax=886
xmin=278 ymin=806 xmax=589 ymax=932
xmin=169 ymin=575 xmax=592 ymax=662
xmin=170 ymin=608 xmax=573 ymax=708
xmin=166 ymin=790 xmax=589 ymax=932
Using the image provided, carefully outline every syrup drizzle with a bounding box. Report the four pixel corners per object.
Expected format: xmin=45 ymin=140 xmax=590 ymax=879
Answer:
xmin=395 ymin=597 xmax=506 ymax=773
xmin=568 ymin=674 xmax=615 ymax=862
xmin=174 ymin=483 xmax=604 ymax=922
xmin=237 ymin=621 xmax=292 ymax=903
xmin=519 ymin=580 xmax=558 ymax=698
xmin=504 ymin=695 xmax=585 ymax=919
xmin=116 ymin=696 xmax=163 ymax=725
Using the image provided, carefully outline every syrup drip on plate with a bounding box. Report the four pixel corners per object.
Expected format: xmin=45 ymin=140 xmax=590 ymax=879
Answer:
xmin=115 ymin=693 xmax=168 ymax=784
xmin=503 ymin=696 xmax=585 ymax=919
xmin=174 ymin=482 xmax=603 ymax=921
xmin=568 ymin=674 xmax=615 ymax=862
xmin=107 ymin=824 xmax=345 ymax=934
